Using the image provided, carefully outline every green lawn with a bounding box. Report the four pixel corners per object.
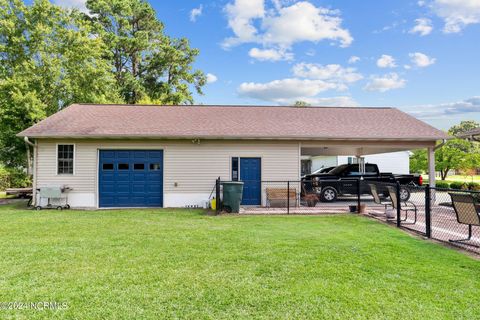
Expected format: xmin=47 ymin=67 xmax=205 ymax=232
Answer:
xmin=422 ymin=174 xmax=480 ymax=184
xmin=0 ymin=203 xmax=479 ymax=319
xmin=0 ymin=191 xmax=14 ymax=199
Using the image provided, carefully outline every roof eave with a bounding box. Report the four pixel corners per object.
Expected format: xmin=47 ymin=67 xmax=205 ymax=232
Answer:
xmin=17 ymin=134 xmax=450 ymax=142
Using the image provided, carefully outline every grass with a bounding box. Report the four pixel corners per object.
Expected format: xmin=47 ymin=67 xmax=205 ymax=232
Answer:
xmin=0 ymin=191 xmax=14 ymax=199
xmin=422 ymin=174 xmax=480 ymax=184
xmin=0 ymin=203 xmax=479 ymax=319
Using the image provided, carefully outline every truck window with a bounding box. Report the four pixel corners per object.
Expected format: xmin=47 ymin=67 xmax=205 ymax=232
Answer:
xmin=345 ymin=165 xmax=360 ymax=176
xmin=365 ymin=164 xmax=378 ymax=175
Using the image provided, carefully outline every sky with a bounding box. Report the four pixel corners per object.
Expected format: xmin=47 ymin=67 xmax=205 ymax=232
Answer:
xmin=55 ymin=0 xmax=480 ymax=130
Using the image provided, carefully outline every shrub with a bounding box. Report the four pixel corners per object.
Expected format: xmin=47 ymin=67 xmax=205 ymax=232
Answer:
xmin=467 ymin=182 xmax=480 ymax=191
xmin=435 ymin=181 xmax=450 ymax=189
xmin=449 ymin=181 xmax=467 ymax=190
xmin=0 ymin=168 xmax=9 ymax=191
xmin=0 ymin=167 xmax=31 ymax=191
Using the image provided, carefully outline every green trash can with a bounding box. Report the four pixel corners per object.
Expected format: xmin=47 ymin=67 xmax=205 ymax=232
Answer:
xmin=222 ymin=181 xmax=244 ymax=213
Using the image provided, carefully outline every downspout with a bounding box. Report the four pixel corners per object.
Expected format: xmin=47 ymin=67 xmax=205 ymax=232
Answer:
xmin=434 ymin=139 xmax=447 ymax=151
xmin=24 ymin=137 xmax=37 ymax=206
xmin=24 ymin=137 xmax=34 ymax=175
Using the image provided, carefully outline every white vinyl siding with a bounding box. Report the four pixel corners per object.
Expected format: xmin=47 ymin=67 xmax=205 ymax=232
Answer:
xmin=35 ymin=139 xmax=300 ymax=207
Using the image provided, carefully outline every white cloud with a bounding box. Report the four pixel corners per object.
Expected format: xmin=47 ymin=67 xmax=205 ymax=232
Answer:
xmin=238 ymin=78 xmax=338 ymax=102
xmin=248 ymin=47 xmax=293 ymax=61
xmin=223 ymin=0 xmax=352 ymax=52
xmin=223 ymin=0 xmax=265 ymax=47
xmin=293 ymin=96 xmax=359 ymax=107
xmin=405 ymin=96 xmax=480 ymax=119
xmin=261 ymin=2 xmax=353 ymax=47
xmin=376 ymin=55 xmax=397 ymax=68
xmin=190 ymin=5 xmax=203 ymax=22
xmin=409 ymin=18 xmax=433 ymax=36
xmin=53 ymin=0 xmax=88 ymax=13
xmin=292 ymin=63 xmax=363 ymax=89
xmin=238 ymin=78 xmax=358 ymax=106
xmin=238 ymin=59 xmax=362 ymax=103
xmin=206 ymin=73 xmax=218 ymax=84
xmin=348 ymin=56 xmax=360 ymax=64
xmin=409 ymin=52 xmax=436 ymax=67
xmin=430 ymin=0 xmax=480 ymax=33
xmin=364 ymin=73 xmax=406 ymax=92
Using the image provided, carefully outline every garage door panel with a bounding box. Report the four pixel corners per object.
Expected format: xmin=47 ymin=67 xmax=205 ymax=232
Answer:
xmin=99 ymin=150 xmax=163 ymax=208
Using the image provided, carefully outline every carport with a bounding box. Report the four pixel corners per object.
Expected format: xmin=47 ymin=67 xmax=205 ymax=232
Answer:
xmin=301 ymin=139 xmax=441 ymax=186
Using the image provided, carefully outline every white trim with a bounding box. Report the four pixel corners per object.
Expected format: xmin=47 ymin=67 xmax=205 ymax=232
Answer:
xmin=55 ymin=143 xmax=75 ymax=176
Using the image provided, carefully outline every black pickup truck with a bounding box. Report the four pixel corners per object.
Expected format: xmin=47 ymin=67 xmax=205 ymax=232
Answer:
xmin=303 ymin=163 xmax=423 ymax=202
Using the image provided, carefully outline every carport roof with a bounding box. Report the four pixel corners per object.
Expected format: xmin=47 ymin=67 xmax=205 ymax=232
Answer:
xmin=458 ymin=127 xmax=480 ymax=138
xmin=18 ymin=104 xmax=449 ymax=141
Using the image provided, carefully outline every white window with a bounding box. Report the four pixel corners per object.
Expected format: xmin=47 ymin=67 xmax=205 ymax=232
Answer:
xmin=57 ymin=144 xmax=74 ymax=175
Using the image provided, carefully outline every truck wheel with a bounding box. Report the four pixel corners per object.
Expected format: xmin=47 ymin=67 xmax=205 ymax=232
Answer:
xmin=321 ymin=187 xmax=337 ymax=202
xmin=399 ymin=187 xmax=410 ymax=201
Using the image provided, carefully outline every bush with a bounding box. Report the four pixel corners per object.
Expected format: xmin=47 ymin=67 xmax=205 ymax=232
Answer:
xmin=0 ymin=167 xmax=31 ymax=191
xmin=449 ymin=181 xmax=467 ymax=190
xmin=0 ymin=168 xmax=9 ymax=191
xmin=467 ymin=182 xmax=480 ymax=191
xmin=435 ymin=181 xmax=450 ymax=189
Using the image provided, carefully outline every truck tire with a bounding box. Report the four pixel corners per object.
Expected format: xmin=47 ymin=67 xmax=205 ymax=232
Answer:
xmin=321 ymin=187 xmax=337 ymax=202
xmin=399 ymin=187 xmax=411 ymax=201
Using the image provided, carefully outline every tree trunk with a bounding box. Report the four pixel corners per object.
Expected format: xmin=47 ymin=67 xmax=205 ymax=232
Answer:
xmin=441 ymin=169 xmax=449 ymax=180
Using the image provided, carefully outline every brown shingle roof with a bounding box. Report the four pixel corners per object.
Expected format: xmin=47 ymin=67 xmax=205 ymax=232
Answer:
xmin=18 ymin=104 xmax=448 ymax=141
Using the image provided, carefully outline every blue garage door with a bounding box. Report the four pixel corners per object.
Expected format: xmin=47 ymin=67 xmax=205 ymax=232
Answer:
xmin=240 ymin=157 xmax=261 ymax=205
xmin=99 ymin=150 xmax=163 ymax=207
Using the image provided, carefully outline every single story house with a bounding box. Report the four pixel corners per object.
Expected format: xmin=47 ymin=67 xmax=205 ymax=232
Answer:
xmin=18 ymin=104 xmax=448 ymax=209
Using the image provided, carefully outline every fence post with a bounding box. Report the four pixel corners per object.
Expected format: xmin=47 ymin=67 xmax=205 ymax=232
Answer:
xmin=287 ymin=181 xmax=290 ymax=215
xmin=425 ymin=184 xmax=431 ymax=238
xmin=215 ymin=177 xmax=221 ymax=215
xmin=396 ymin=181 xmax=401 ymax=227
xmin=357 ymin=179 xmax=361 ymax=213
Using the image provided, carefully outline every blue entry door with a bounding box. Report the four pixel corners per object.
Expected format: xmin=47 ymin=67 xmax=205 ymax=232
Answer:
xmin=240 ymin=157 xmax=261 ymax=205
xmin=99 ymin=150 xmax=163 ymax=207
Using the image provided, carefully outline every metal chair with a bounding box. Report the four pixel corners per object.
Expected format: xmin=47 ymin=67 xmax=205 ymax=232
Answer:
xmin=368 ymin=183 xmax=392 ymax=214
xmin=448 ymin=193 xmax=480 ymax=247
xmin=387 ymin=186 xmax=417 ymax=224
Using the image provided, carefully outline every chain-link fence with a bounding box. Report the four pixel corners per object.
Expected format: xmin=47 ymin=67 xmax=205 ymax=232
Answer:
xmin=215 ymin=177 xmax=480 ymax=254
xmin=215 ymin=178 xmax=374 ymax=215
xmin=360 ymin=181 xmax=480 ymax=254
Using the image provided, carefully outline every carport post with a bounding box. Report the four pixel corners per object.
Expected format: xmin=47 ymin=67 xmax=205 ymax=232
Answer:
xmin=427 ymin=147 xmax=436 ymax=188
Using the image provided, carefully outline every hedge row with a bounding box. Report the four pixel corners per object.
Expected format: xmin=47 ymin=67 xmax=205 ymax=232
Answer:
xmin=0 ymin=167 xmax=31 ymax=191
xmin=435 ymin=180 xmax=480 ymax=191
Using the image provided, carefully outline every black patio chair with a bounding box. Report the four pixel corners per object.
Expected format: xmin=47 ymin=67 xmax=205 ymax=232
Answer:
xmin=386 ymin=186 xmax=417 ymax=224
xmin=448 ymin=193 xmax=480 ymax=247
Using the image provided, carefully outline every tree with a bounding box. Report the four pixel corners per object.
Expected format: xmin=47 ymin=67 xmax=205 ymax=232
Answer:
xmin=294 ymin=100 xmax=310 ymax=107
xmin=86 ymin=0 xmax=206 ymax=105
xmin=0 ymin=0 xmax=120 ymax=167
xmin=435 ymin=139 xmax=473 ymax=180
xmin=409 ymin=149 xmax=427 ymax=174
xmin=410 ymin=121 xmax=480 ymax=179
xmin=448 ymin=120 xmax=480 ymax=136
